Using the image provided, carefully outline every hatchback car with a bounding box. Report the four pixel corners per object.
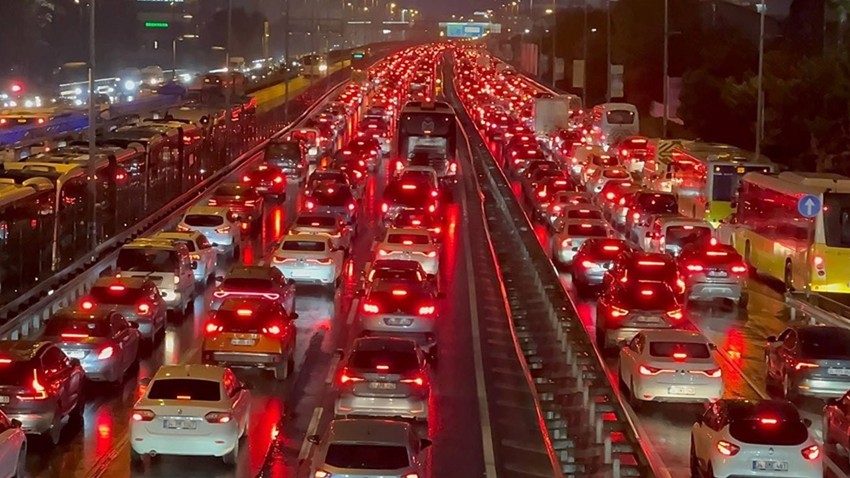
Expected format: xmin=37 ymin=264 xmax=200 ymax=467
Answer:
xmin=596 ymin=280 xmax=684 ymax=351
xmin=381 ymin=179 xmax=440 ymax=224
xmin=264 ymin=139 xmax=306 ymax=176
xmin=241 ymin=163 xmax=287 ymax=198
xmin=572 ymin=238 xmax=631 ymax=297
xmin=690 ymin=400 xmax=820 ymax=478
xmin=765 ymin=325 xmax=850 ymax=401
xmin=550 ymin=219 xmax=610 ymax=268
xmin=78 ymin=277 xmax=167 ymax=342
xmin=308 ymin=418 xmax=430 ymax=478
xmin=43 ymin=308 xmax=141 ymax=384
xmin=0 ymin=341 xmax=85 ymax=445
xmin=153 ymin=230 xmax=218 ymax=286
xmin=678 ymin=243 xmax=748 ymax=306
xmin=288 ymin=213 xmax=353 ymax=252
xmin=645 ymin=216 xmax=714 ymax=256
xmin=178 ymin=205 xmax=242 ymax=257
xmin=202 ymin=298 xmax=297 ymax=380
xmin=211 ymin=265 xmax=296 ymax=314
xmin=335 ymin=337 xmax=430 ymax=420
xmin=130 ymin=364 xmax=250 ymax=465
xmin=304 ymin=184 xmax=358 ymax=226
xmin=374 ymin=228 xmax=439 ymax=278
xmin=359 ymin=280 xmax=441 ymax=360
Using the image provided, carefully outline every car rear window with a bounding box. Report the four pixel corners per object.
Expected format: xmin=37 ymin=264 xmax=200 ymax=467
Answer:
xmin=266 ymin=142 xmax=301 ymax=159
xmin=649 ymin=341 xmax=711 ymax=359
xmin=565 ymin=210 xmax=603 ymax=220
xmin=168 ymin=239 xmax=196 ymax=252
xmin=116 ymin=249 xmax=179 ymax=273
xmin=799 ymin=328 xmax=850 ymax=360
xmin=666 ymin=226 xmax=712 ymax=247
xmin=583 ymin=240 xmax=628 ymax=258
xmin=90 ymin=286 xmax=148 ymax=305
xmin=0 ymin=361 xmax=36 ymax=387
xmin=147 ymin=378 xmax=221 ymax=401
xmin=349 ymin=349 xmax=419 ymax=373
xmin=296 ymin=216 xmax=336 ymax=227
xmin=324 ymin=444 xmax=410 ymax=469
xmin=281 ymin=240 xmax=326 ymax=252
xmin=632 ymin=259 xmax=677 ymax=281
xmin=636 ymin=194 xmax=677 ymax=214
xmin=45 ymin=318 xmax=110 ymax=338
xmin=214 ymin=308 xmax=284 ymax=332
xmin=184 ymin=214 xmax=224 ymax=227
xmin=312 ymin=188 xmax=353 ymax=206
xmin=566 ymin=224 xmax=608 ymax=236
xmin=214 ymin=185 xmax=249 ymax=197
xmin=385 ymin=183 xmax=432 ymax=207
xmin=387 ymin=234 xmax=429 ymax=245
xmin=221 ymin=278 xmax=274 ymax=291
xmin=606 ymin=109 xmax=635 ymax=125
xmin=729 ymin=418 xmax=808 ymax=446
xmin=619 ymin=282 xmax=677 ymax=309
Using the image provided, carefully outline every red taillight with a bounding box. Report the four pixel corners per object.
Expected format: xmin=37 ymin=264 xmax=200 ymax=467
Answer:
xmin=205 ymin=322 xmax=222 ymax=334
xmin=204 ymin=412 xmax=233 ymax=424
xmin=305 ymin=200 xmax=315 ymax=210
xmin=81 ymin=299 xmax=95 ymax=311
xmin=339 ymin=368 xmax=365 ymax=384
xmin=362 ymin=302 xmax=380 ymax=313
xmin=606 ymin=192 xmax=615 ymax=200
xmin=61 ymin=333 xmax=88 ymax=339
xmin=215 ymin=226 xmax=231 ymax=234
xmin=581 ymin=260 xmax=595 ymax=268
xmin=137 ymin=302 xmax=151 ymax=315
xmin=666 ymin=308 xmax=683 ymax=320
xmin=639 ymin=365 xmax=665 ymax=376
xmin=716 ymin=440 xmax=740 ymax=456
xmin=814 ymin=255 xmax=824 ymax=267
xmin=400 ymin=374 xmax=427 ymax=387
xmin=418 ymin=305 xmax=436 ymax=315
xmin=132 ymin=409 xmax=156 ymax=422
xmin=609 ymin=306 xmax=629 ymax=318
xmin=672 ymin=352 xmax=687 ymax=361
xmin=381 ymin=202 xmax=389 ymax=213
xmin=242 ymin=175 xmax=251 ymax=183
xmin=428 ymin=204 xmax=436 ymax=213
xmin=686 ymin=264 xmax=704 ymax=272
xmin=693 ymin=368 xmax=722 ymax=378
xmin=273 ymin=176 xmax=284 ymax=184
xmin=538 ymin=190 xmax=547 ymax=198
xmin=18 ymin=370 xmax=48 ymax=401
xmin=97 ymin=346 xmax=114 ymax=360
xmin=348 ymin=202 xmax=356 ymax=211
xmin=794 ymin=361 xmax=819 ymax=370
xmin=802 ymin=444 xmax=820 ymax=460
xmin=731 ymin=265 xmax=747 ymax=274
xmin=263 ymin=324 xmax=283 ymax=335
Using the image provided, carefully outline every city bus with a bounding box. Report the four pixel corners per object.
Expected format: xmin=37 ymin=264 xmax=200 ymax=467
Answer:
xmin=395 ymin=100 xmax=457 ymax=175
xmin=730 ymin=172 xmax=850 ymax=292
xmin=644 ymin=142 xmax=776 ymax=225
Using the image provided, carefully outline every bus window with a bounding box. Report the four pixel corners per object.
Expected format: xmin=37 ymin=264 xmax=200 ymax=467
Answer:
xmin=606 ymin=110 xmax=635 ymax=125
xmin=823 ymin=193 xmax=850 ymax=247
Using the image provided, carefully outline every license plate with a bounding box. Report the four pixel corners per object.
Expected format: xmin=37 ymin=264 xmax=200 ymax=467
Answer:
xmin=828 ymin=368 xmax=850 ymax=376
xmin=230 ymin=339 xmax=256 ymax=346
xmin=752 ymin=460 xmax=788 ymax=471
xmin=163 ymin=419 xmax=197 ymax=430
xmin=634 ymin=316 xmax=660 ymax=323
xmin=0 ymin=396 xmax=9 ymax=404
xmin=384 ymin=317 xmax=414 ymax=326
xmin=667 ymin=386 xmax=696 ymax=395
xmin=707 ymin=270 xmax=728 ymax=278
xmin=256 ymin=187 xmax=268 ymax=192
xmin=369 ymin=382 xmax=397 ymax=390
xmin=66 ymin=350 xmax=86 ymax=359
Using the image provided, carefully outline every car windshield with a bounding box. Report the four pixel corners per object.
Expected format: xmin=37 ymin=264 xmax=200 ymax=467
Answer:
xmin=349 ymin=349 xmax=419 ymax=373
xmin=387 ymin=234 xmax=429 ymax=245
xmin=324 ymin=444 xmax=410 ymax=469
xmin=116 ymin=249 xmax=179 ymax=273
xmin=281 ymin=240 xmax=326 ymax=252
xmin=90 ymin=286 xmax=147 ymax=305
xmin=565 ymin=224 xmax=608 ymax=237
xmin=649 ymin=341 xmax=711 ymax=359
xmin=147 ymin=378 xmax=221 ymax=401
xmin=0 ymin=361 xmax=36 ymax=386
xmin=799 ymin=328 xmax=850 ymax=360
xmin=666 ymin=226 xmax=712 ymax=247
xmin=44 ymin=318 xmax=110 ymax=337
xmin=184 ymin=214 xmax=225 ymax=227
xmin=266 ymin=142 xmax=301 ymax=159
xmin=295 ymin=216 xmax=337 ymax=227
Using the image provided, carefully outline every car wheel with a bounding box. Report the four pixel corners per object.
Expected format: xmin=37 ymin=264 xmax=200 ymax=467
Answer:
xmin=130 ymin=447 xmax=144 ymax=464
xmin=222 ymin=438 xmax=239 ymax=465
xmin=628 ymin=379 xmax=642 ymax=411
xmin=689 ymin=439 xmax=700 ymax=478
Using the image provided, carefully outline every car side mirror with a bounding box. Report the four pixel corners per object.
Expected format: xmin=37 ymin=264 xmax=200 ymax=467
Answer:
xmin=129 ymin=322 xmax=140 ymax=329
xmin=307 ymin=434 xmax=321 ymax=445
xmin=766 ymin=335 xmax=777 ymax=343
xmin=802 ymin=418 xmax=812 ymax=428
xmin=287 ymin=279 xmax=296 ymax=286
xmin=291 ymin=313 xmax=299 ymax=320
xmin=70 ymin=358 xmax=81 ymax=368
xmin=215 ymin=276 xmax=224 ymax=285
xmin=827 ymin=397 xmax=840 ymax=407
xmin=191 ymin=261 xmax=198 ymax=270
xmin=420 ymin=438 xmax=433 ymax=449
xmin=10 ymin=419 xmax=21 ymax=429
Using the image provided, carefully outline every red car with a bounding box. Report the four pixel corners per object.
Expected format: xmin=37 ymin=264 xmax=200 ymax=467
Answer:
xmin=242 ymin=164 xmax=286 ymax=199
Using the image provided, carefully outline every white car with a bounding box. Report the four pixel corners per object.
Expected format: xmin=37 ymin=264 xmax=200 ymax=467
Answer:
xmin=271 ymin=234 xmax=345 ymax=286
xmin=690 ymin=399 xmax=821 ymax=478
xmin=130 ymin=364 xmax=251 ymax=465
xmin=374 ymin=228 xmax=439 ymax=277
xmin=585 ymin=166 xmax=632 ymax=194
xmin=550 ymin=219 xmax=610 ymax=267
xmin=153 ymin=231 xmax=218 ymax=286
xmin=178 ymin=205 xmax=242 ymax=257
xmin=618 ymin=330 xmax=723 ymax=408
xmin=288 ymin=213 xmax=353 ymax=252
xmin=0 ymin=411 xmax=25 ymax=477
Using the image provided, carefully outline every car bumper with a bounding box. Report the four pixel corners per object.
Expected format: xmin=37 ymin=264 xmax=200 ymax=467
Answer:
xmin=335 ymin=394 xmax=428 ymax=420
xmin=794 ymin=377 xmax=850 ymax=398
xmin=688 ymin=282 xmax=744 ymax=302
xmin=574 ymin=268 xmax=607 ymax=286
xmin=130 ymin=425 xmax=239 ymax=457
xmin=274 ymin=264 xmax=336 ymax=284
xmin=5 ymin=410 xmax=56 ymax=434
xmin=632 ymin=378 xmax=723 ymax=403
xmin=80 ymin=359 xmax=122 ymax=381
xmin=160 ymin=289 xmax=183 ymax=309
xmin=203 ymin=350 xmax=284 ymax=369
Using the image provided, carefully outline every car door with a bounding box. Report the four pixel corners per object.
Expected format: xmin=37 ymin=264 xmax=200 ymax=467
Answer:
xmin=224 ymin=370 xmax=250 ymax=432
xmin=0 ymin=413 xmax=21 ymax=477
xmin=40 ymin=346 xmax=76 ymax=416
xmin=694 ymin=402 xmax=721 ymax=460
xmin=620 ymin=333 xmax=644 ymax=385
xmin=146 ymin=283 xmax=167 ymax=331
xmin=196 ymin=235 xmax=216 ymax=276
xmin=766 ymin=329 xmax=790 ymax=378
xmin=111 ymin=313 xmax=136 ymax=372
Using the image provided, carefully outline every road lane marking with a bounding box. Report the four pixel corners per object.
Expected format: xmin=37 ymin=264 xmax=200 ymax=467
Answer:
xmin=326 ymin=354 xmax=341 ymax=384
xmin=346 ymin=297 xmax=360 ymax=326
xmin=299 ymin=406 xmax=324 ymax=462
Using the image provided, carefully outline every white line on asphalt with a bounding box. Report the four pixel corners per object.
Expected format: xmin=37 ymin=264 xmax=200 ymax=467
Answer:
xmin=459 ymin=138 xmax=500 ymax=477
xmin=326 ymin=355 xmax=341 ymax=384
xmin=298 ymin=406 xmax=324 ymax=462
xmin=346 ymin=297 xmax=360 ymax=325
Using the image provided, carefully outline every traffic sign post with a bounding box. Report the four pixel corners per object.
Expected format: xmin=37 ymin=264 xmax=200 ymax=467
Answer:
xmin=797 ymin=194 xmax=820 ymax=296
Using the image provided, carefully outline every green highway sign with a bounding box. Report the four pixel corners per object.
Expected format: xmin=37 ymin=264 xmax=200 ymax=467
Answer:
xmin=144 ymin=21 xmax=170 ymax=28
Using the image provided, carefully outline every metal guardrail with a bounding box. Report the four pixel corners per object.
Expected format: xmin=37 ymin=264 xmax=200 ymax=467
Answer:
xmin=786 ymin=291 xmax=850 ymax=327
xmin=447 ymin=58 xmax=658 ymax=477
xmin=0 ymin=76 xmax=352 ymax=342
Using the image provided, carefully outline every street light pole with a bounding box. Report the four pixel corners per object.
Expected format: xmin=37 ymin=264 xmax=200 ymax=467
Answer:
xmin=550 ymin=0 xmax=556 ymax=87
xmin=582 ymin=0 xmax=588 ymax=104
xmin=284 ymin=0 xmax=290 ymax=124
xmin=87 ymin=0 xmax=98 ymax=251
xmin=605 ymin=0 xmax=611 ymax=102
xmin=224 ymin=0 xmax=232 ymax=145
xmin=662 ymin=0 xmax=669 ymax=138
xmin=755 ymin=0 xmax=766 ymax=158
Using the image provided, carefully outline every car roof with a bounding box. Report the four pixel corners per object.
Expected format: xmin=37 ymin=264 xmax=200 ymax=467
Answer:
xmin=386 ymin=227 xmax=430 ymax=237
xmin=186 ymin=205 xmax=230 ymax=216
xmin=93 ymin=276 xmax=149 ymax=289
xmin=152 ymin=364 xmax=226 ymax=381
xmin=327 ymin=418 xmax=412 ymax=445
xmin=282 ymin=233 xmax=328 ymax=243
xmin=0 ymin=340 xmax=48 ymax=361
xmin=226 ymin=265 xmax=276 ymax=279
xmin=640 ymin=329 xmax=709 ymax=344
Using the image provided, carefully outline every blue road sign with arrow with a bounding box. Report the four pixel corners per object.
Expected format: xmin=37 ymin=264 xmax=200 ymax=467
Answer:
xmin=797 ymin=194 xmax=821 ymax=218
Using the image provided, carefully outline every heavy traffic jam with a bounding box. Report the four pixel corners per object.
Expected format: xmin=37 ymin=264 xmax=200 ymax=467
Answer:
xmin=0 ymin=40 xmax=847 ymax=478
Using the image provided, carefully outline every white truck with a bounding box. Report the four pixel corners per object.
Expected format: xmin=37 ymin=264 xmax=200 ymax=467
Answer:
xmin=532 ymin=94 xmax=582 ymax=136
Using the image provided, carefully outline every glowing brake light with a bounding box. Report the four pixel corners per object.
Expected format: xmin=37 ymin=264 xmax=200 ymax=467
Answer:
xmin=81 ymin=300 xmax=95 ymax=310
xmin=639 ymin=365 xmax=665 ymax=376
xmin=686 ymin=264 xmax=704 ymax=272
xmin=205 ymin=322 xmax=222 ymax=334
xmin=362 ymin=302 xmax=380 ymax=313
xmin=794 ymin=361 xmax=819 ymax=370
xmin=716 ymin=440 xmax=740 ymax=456
xmin=640 ymin=289 xmax=654 ymax=296
xmin=236 ymin=309 xmax=253 ymax=317
xmin=802 ymin=444 xmax=820 ymax=461
xmin=242 ymin=175 xmax=251 ymax=183
xmin=132 ymin=410 xmax=156 ymax=422
xmin=97 ymin=346 xmax=114 ymax=360
xmin=759 ymin=417 xmax=778 ymax=425
xmin=402 ymin=184 xmax=417 ymax=190
xmin=637 ymin=260 xmax=665 ymax=266
xmin=602 ymin=245 xmax=620 ymax=252
xmin=731 ymin=265 xmax=747 ymax=274
xmin=61 ymin=333 xmax=89 ymax=339
xmin=666 ymin=308 xmax=684 ymax=320
xmin=392 ymin=289 xmax=408 ymax=296
xmin=108 ymin=285 xmax=126 ymax=292
xmin=610 ymin=306 xmax=629 ymax=318
xmin=418 ymin=305 xmax=436 ymax=315
xmin=672 ymin=352 xmax=688 ymax=361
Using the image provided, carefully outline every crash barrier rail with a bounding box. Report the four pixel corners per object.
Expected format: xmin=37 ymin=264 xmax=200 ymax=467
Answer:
xmin=0 ymin=68 xmax=358 ymax=340
xmin=447 ymin=58 xmax=660 ymax=477
xmin=786 ymin=291 xmax=850 ymax=327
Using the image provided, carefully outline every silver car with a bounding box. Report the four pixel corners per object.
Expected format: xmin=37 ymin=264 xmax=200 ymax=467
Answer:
xmin=43 ymin=308 xmax=141 ymax=384
xmin=678 ymin=243 xmax=748 ymax=306
xmin=308 ymin=418 xmax=430 ymax=478
xmin=178 ymin=206 xmax=242 ymax=257
xmin=550 ymin=219 xmax=610 ymax=267
xmin=335 ymin=337 xmax=430 ymax=421
xmin=766 ymin=325 xmax=850 ymax=400
xmin=358 ymin=279 xmax=441 ymax=359
xmin=79 ymin=277 xmax=167 ymax=342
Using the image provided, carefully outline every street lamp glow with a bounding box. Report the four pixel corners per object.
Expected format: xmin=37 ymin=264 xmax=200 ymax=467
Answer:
xmin=363 ymin=6 xmax=369 ymax=11
xmin=389 ymin=2 xmax=396 ymax=7
xmin=545 ymin=8 xmax=553 ymax=13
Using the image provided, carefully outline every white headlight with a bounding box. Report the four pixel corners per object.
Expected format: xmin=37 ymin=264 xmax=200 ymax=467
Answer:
xmin=74 ymin=88 xmax=83 ymax=95
xmin=318 ymin=64 xmax=328 ymax=72
xmin=124 ymin=80 xmax=136 ymax=90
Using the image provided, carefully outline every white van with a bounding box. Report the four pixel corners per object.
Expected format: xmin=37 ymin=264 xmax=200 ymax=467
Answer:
xmin=589 ymin=103 xmax=640 ymax=149
xmin=115 ymin=238 xmax=197 ymax=316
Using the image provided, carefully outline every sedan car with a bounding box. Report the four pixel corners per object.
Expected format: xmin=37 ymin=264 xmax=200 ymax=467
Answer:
xmin=178 ymin=205 xmax=242 ymax=257
xmin=374 ymin=228 xmax=439 ymax=278
xmin=78 ymin=277 xmax=167 ymax=343
xmin=308 ymin=418 xmax=430 ymax=478
xmin=153 ymin=230 xmax=218 ymax=286
xmin=765 ymin=325 xmax=850 ymax=401
xmin=0 ymin=341 xmax=85 ymax=445
xmin=288 ymin=213 xmax=353 ymax=252
xmin=550 ymin=219 xmax=610 ymax=268
xmin=207 ymin=183 xmax=264 ymax=228
xmin=241 ymin=163 xmax=287 ymax=198
xmin=678 ymin=243 xmax=748 ymax=306
xmin=596 ymin=280 xmax=684 ymax=352
xmin=271 ymin=234 xmax=345 ymax=287
xmin=335 ymin=337 xmax=430 ymax=420
xmin=130 ymin=364 xmax=250 ymax=465
xmin=43 ymin=308 xmax=141 ymax=384
xmin=619 ymin=329 xmax=722 ymax=409
xmin=359 ymin=279 xmax=441 ymax=360
xmin=304 ymin=184 xmax=358 ymax=226
xmin=690 ymin=400 xmax=820 ymax=478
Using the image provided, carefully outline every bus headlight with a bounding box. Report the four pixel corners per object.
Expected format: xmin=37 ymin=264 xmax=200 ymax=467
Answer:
xmin=124 ymin=80 xmax=136 ymax=91
xmin=318 ymin=64 xmax=328 ymax=72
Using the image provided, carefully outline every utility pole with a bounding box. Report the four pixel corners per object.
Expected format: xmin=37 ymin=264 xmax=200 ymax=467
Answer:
xmin=550 ymin=0 xmax=556 ymax=87
xmin=582 ymin=0 xmax=588 ymax=104
xmin=662 ymin=0 xmax=669 ymax=138
xmin=755 ymin=0 xmax=766 ymax=158
xmin=605 ymin=0 xmax=611 ymax=102
xmin=224 ymin=0 xmax=232 ymax=146
xmin=310 ymin=0 xmax=317 ymax=88
xmin=284 ymin=0 xmax=290 ymax=124
xmin=87 ymin=0 xmax=98 ymax=251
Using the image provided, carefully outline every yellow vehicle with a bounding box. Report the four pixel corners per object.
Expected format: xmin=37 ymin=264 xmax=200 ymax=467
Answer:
xmin=643 ymin=142 xmax=775 ymax=225
xmin=201 ymin=298 xmax=297 ymax=380
xmin=729 ymin=172 xmax=850 ymax=292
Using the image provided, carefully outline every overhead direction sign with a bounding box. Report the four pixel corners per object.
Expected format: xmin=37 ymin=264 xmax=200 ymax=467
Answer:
xmin=445 ymin=22 xmax=486 ymax=38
